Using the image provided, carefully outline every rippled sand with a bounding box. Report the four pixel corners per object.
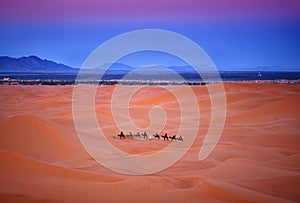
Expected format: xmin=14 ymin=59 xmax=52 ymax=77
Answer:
xmin=0 ymin=83 xmax=299 ymax=203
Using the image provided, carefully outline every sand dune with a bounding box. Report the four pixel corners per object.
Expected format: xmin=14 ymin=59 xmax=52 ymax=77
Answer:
xmin=0 ymin=83 xmax=299 ymax=202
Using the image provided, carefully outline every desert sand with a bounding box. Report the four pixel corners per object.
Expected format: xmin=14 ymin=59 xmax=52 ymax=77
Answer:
xmin=0 ymin=83 xmax=299 ymax=203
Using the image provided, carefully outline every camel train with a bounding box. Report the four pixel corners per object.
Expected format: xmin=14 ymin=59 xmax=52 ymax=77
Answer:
xmin=116 ymin=131 xmax=183 ymax=142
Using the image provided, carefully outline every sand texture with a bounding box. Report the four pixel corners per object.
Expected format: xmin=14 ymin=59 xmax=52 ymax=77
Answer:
xmin=0 ymin=83 xmax=299 ymax=203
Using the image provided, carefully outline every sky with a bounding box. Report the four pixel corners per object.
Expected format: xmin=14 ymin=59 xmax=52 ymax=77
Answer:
xmin=0 ymin=0 xmax=300 ymax=71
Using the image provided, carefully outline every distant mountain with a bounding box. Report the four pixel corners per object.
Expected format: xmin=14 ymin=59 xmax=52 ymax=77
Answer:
xmin=0 ymin=56 xmax=78 ymax=73
xmin=1 ymin=55 xmax=297 ymax=74
xmin=255 ymin=65 xmax=295 ymax=72
xmin=219 ymin=65 xmax=299 ymax=72
xmin=83 ymin=62 xmax=135 ymax=74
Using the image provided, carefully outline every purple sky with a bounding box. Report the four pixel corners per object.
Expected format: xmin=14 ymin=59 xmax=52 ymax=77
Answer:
xmin=1 ymin=0 xmax=300 ymax=70
xmin=1 ymin=0 xmax=300 ymax=22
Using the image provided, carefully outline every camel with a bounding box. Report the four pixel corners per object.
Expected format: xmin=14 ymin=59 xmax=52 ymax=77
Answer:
xmin=161 ymin=133 xmax=169 ymax=141
xmin=169 ymin=135 xmax=177 ymax=141
xmin=117 ymin=132 xmax=126 ymax=139
xmin=176 ymin=135 xmax=183 ymax=142
xmin=127 ymin=132 xmax=134 ymax=139
xmin=134 ymin=132 xmax=141 ymax=138
xmin=153 ymin=133 xmax=160 ymax=140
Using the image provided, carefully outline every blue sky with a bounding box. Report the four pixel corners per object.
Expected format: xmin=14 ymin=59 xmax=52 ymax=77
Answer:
xmin=1 ymin=0 xmax=300 ymax=71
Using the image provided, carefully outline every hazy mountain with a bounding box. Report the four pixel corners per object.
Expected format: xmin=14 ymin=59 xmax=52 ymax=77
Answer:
xmin=82 ymin=62 xmax=135 ymax=74
xmin=0 ymin=55 xmax=297 ymax=74
xmin=219 ymin=65 xmax=298 ymax=72
xmin=0 ymin=55 xmax=78 ymax=73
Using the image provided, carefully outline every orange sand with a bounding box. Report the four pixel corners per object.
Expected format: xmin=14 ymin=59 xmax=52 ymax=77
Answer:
xmin=0 ymin=83 xmax=299 ymax=203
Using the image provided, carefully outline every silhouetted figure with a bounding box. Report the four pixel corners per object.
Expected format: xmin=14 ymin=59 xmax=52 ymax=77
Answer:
xmin=127 ymin=132 xmax=134 ymax=139
xmin=142 ymin=131 xmax=148 ymax=139
xmin=161 ymin=133 xmax=169 ymax=141
xmin=176 ymin=135 xmax=183 ymax=142
xmin=117 ymin=131 xmax=125 ymax=139
xmin=153 ymin=132 xmax=160 ymax=140
xmin=169 ymin=135 xmax=176 ymax=141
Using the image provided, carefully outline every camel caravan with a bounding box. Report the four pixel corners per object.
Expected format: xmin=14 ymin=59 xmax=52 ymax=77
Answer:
xmin=116 ymin=131 xmax=183 ymax=142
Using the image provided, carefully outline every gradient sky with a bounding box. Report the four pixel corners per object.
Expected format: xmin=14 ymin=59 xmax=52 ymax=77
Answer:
xmin=1 ymin=0 xmax=300 ymax=70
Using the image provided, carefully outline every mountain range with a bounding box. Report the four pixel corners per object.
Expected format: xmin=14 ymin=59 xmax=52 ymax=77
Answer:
xmin=0 ymin=56 xmax=78 ymax=73
xmin=0 ymin=55 xmax=297 ymax=73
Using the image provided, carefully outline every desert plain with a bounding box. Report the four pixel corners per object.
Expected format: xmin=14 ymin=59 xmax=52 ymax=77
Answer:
xmin=0 ymin=83 xmax=299 ymax=203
